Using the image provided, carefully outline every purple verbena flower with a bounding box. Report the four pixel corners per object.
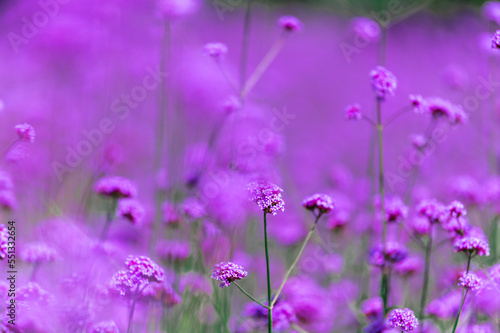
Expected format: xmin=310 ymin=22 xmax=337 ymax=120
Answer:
xmin=394 ymin=257 xmax=423 ymax=277
xmin=483 ymin=1 xmax=500 ymax=24
xmin=89 ymin=320 xmax=119 ymax=333
xmin=162 ymin=201 xmax=181 ymax=227
xmin=453 ymin=236 xmax=490 ymax=257
xmin=203 ymin=42 xmax=228 ymax=58
xmin=345 ymin=103 xmax=362 ymax=120
xmin=360 ymin=297 xmax=383 ymax=319
xmin=278 ymin=16 xmax=303 ymax=32
xmin=94 ymin=176 xmax=137 ymax=198
xmin=425 ymin=97 xmax=467 ymax=125
xmin=351 ymin=17 xmax=380 ymax=43
xmin=369 ymin=242 xmax=408 ymax=267
xmin=302 ymin=193 xmax=335 ymax=215
xmin=15 ymin=123 xmax=35 ymax=143
xmin=370 ymin=66 xmax=397 ymax=101
xmin=20 ymin=243 xmax=57 ymax=264
xmin=0 ymin=225 xmax=8 ymax=260
xmin=211 ymin=261 xmax=247 ymax=288
xmin=117 ymin=199 xmax=145 ymax=225
xmin=125 ymin=255 xmax=165 ymax=285
xmin=458 ymin=272 xmax=482 ymax=292
xmin=180 ymin=197 xmax=206 ymax=219
xmin=410 ymin=134 xmax=427 ymax=149
xmin=409 ymin=94 xmax=428 ymax=114
xmin=246 ymin=181 xmax=285 ymax=215
xmin=410 ymin=217 xmax=431 ymax=236
xmin=0 ymin=191 xmax=16 ymax=211
xmin=416 ymin=198 xmax=445 ymax=223
xmin=387 ymin=308 xmax=418 ymax=332
xmin=492 ymin=30 xmax=500 ymax=49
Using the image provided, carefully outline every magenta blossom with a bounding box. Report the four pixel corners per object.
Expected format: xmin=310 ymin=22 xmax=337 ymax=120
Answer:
xmin=211 ymin=261 xmax=247 ymax=288
xmin=246 ymin=181 xmax=285 ymax=215
xmin=15 ymin=123 xmax=35 ymax=143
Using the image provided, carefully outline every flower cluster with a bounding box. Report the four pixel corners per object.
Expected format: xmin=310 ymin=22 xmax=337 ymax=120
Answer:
xmin=458 ymin=272 xmax=482 ymax=292
xmin=20 ymin=243 xmax=58 ymax=263
xmin=15 ymin=123 xmax=35 ymax=143
xmin=211 ymin=261 xmax=248 ymax=288
xmin=453 ymin=236 xmax=490 ymax=257
xmin=302 ymin=193 xmax=335 ymax=215
xmin=95 ymin=176 xmax=137 ymax=198
xmin=117 ymin=199 xmax=145 ymax=225
xmin=387 ymin=308 xmax=418 ymax=332
xmin=89 ymin=320 xmax=120 ymax=333
xmin=370 ymin=66 xmax=397 ymax=100
xmin=110 ymin=256 xmax=165 ymax=295
xmin=345 ymin=103 xmax=362 ymax=120
xmin=203 ymin=42 xmax=228 ymax=58
xmin=246 ymin=181 xmax=285 ymax=215
xmin=278 ymin=16 xmax=303 ymax=32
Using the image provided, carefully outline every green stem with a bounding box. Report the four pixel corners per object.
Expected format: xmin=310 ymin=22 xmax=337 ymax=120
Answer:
xmin=419 ymin=233 xmax=433 ymax=333
xmin=0 ymin=138 xmax=20 ymax=161
xmin=271 ymin=214 xmax=322 ymax=307
xmin=451 ymin=289 xmax=468 ymax=333
xmin=152 ymin=20 xmax=170 ymax=251
xmin=100 ymin=197 xmax=117 ymax=241
xmin=263 ymin=212 xmax=273 ymax=333
xmin=233 ymin=282 xmax=270 ymax=309
xmin=376 ymin=98 xmax=389 ymax=313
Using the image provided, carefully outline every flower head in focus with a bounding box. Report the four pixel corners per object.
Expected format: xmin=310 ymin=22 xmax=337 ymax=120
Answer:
xmin=458 ymin=272 xmax=482 ymax=292
xmin=387 ymin=308 xmax=418 ymax=331
xmin=246 ymin=181 xmax=285 ymax=215
xmin=211 ymin=261 xmax=247 ymax=288
xmin=453 ymin=236 xmax=490 ymax=257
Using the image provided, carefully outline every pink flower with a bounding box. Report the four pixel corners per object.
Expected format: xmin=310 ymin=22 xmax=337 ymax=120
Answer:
xmin=203 ymin=42 xmax=228 ymax=58
xmin=278 ymin=16 xmax=303 ymax=32
xmin=345 ymin=103 xmax=362 ymax=120
xmin=492 ymin=30 xmax=500 ymax=49
xmin=453 ymin=237 xmax=490 ymax=257
xmin=370 ymin=66 xmax=397 ymax=101
xmin=20 ymin=243 xmax=57 ymax=264
xmin=15 ymin=123 xmax=35 ymax=143
xmin=302 ymin=193 xmax=335 ymax=215
xmin=458 ymin=272 xmax=482 ymax=292
xmin=246 ymin=181 xmax=285 ymax=215
xmin=89 ymin=320 xmax=119 ymax=333
xmin=211 ymin=261 xmax=248 ymax=288
xmin=388 ymin=308 xmax=418 ymax=331
xmin=94 ymin=176 xmax=137 ymax=198
xmin=117 ymin=199 xmax=145 ymax=225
